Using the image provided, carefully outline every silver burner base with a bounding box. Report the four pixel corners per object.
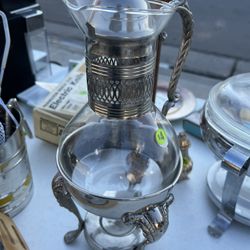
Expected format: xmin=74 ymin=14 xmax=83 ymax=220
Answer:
xmin=84 ymin=213 xmax=145 ymax=250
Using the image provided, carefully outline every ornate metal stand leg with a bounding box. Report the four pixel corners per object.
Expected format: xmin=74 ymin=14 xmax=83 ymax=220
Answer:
xmin=122 ymin=194 xmax=174 ymax=247
xmin=208 ymin=147 xmax=250 ymax=238
xmin=52 ymin=173 xmax=85 ymax=244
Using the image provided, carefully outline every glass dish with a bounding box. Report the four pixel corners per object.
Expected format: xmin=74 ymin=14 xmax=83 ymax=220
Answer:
xmin=201 ymin=73 xmax=250 ymax=236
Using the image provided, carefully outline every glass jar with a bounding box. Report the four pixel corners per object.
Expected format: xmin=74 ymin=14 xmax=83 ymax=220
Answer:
xmin=201 ymin=73 xmax=250 ymax=237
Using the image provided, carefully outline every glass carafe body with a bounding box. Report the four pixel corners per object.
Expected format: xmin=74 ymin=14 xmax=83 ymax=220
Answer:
xmin=57 ymin=0 xmax=183 ymax=206
xmin=58 ymin=104 xmax=181 ymax=210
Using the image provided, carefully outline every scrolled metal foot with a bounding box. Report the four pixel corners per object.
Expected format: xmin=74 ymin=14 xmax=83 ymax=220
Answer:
xmin=52 ymin=173 xmax=85 ymax=244
xmin=122 ymin=194 xmax=174 ymax=245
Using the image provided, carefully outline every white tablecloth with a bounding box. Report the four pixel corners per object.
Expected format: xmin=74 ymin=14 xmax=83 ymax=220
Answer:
xmin=14 ymin=106 xmax=250 ymax=250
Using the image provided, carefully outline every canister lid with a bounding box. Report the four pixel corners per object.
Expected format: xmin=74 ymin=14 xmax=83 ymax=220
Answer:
xmin=205 ymin=73 xmax=250 ymax=150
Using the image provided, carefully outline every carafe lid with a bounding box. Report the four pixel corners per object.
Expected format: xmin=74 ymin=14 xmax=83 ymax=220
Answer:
xmin=205 ymin=73 xmax=250 ymax=150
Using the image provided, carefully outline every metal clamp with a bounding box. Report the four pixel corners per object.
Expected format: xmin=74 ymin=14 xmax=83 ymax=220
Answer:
xmin=162 ymin=0 xmax=193 ymax=116
xmin=52 ymin=173 xmax=85 ymax=244
xmin=208 ymin=146 xmax=250 ymax=238
xmin=122 ymin=194 xmax=174 ymax=247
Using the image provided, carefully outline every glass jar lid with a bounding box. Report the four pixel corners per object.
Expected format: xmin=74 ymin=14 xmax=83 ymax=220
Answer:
xmin=205 ymin=73 xmax=250 ymax=150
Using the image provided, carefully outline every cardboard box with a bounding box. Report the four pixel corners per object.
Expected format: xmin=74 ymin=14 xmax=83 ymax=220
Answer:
xmin=33 ymin=108 xmax=68 ymax=144
xmin=33 ymin=60 xmax=88 ymax=144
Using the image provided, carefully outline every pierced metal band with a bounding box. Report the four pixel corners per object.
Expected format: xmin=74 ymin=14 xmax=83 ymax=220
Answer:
xmin=89 ymin=99 xmax=153 ymax=119
xmin=87 ymin=70 xmax=154 ymax=118
xmin=87 ymin=56 xmax=155 ymax=79
xmin=86 ymin=38 xmax=156 ymax=119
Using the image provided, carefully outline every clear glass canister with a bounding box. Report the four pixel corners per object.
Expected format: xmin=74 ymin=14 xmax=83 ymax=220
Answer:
xmin=201 ymin=73 xmax=250 ymax=234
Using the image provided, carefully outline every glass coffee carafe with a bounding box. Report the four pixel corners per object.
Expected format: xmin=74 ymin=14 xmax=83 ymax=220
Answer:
xmin=52 ymin=1 xmax=193 ymax=249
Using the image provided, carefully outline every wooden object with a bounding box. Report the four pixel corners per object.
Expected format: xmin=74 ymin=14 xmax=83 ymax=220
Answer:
xmin=0 ymin=212 xmax=29 ymax=250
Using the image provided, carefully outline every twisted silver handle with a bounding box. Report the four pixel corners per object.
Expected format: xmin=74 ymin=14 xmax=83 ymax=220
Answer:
xmin=162 ymin=1 xmax=194 ymax=116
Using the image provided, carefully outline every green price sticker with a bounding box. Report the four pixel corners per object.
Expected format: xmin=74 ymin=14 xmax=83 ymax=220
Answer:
xmin=79 ymin=90 xmax=87 ymax=96
xmin=155 ymin=128 xmax=168 ymax=147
